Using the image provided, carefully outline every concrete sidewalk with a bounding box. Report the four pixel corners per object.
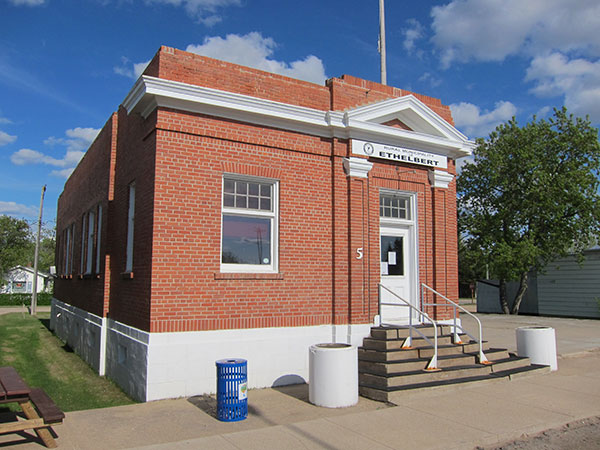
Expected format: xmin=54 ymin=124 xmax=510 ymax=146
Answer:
xmin=0 ymin=305 xmax=51 ymax=315
xmin=1 ymin=312 xmax=599 ymax=449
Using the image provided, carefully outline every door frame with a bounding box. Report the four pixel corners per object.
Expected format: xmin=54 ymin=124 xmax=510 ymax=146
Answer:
xmin=379 ymin=190 xmax=420 ymax=322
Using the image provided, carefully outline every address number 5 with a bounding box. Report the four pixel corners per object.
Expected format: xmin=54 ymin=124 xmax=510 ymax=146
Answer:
xmin=356 ymin=248 xmax=363 ymax=260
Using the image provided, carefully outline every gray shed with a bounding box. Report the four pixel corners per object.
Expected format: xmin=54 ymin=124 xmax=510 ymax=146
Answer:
xmin=476 ymin=247 xmax=600 ymax=319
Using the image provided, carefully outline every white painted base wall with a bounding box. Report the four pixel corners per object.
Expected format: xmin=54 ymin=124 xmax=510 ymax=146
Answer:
xmin=50 ymin=299 xmax=105 ymax=373
xmin=50 ymin=298 xmax=373 ymax=402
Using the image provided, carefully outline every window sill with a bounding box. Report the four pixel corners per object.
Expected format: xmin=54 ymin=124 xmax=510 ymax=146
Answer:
xmin=121 ymin=272 xmax=134 ymax=280
xmin=214 ymin=272 xmax=284 ymax=280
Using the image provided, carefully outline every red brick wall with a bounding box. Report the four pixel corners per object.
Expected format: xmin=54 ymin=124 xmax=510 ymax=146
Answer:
xmin=144 ymin=47 xmax=454 ymax=122
xmin=106 ymin=107 xmax=157 ymax=330
xmin=148 ymin=108 xmax=336 ymax=332
xmin=54 ymin=113 xmax=117 ymax=317
xmin=145 ymin=46 xmax=331 ymax=111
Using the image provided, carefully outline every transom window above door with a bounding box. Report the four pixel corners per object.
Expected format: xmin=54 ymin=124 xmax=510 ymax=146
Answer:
xmin=380 ymin=194 xmax=410 ymax=220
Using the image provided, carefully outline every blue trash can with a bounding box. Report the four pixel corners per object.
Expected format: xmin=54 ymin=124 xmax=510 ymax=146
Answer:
xmin=216 ymin=358 xmax=248 ymax=422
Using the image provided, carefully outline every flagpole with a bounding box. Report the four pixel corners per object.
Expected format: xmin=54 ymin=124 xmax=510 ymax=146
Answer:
xmin=379 ymin=0 xmax=387 ymax=85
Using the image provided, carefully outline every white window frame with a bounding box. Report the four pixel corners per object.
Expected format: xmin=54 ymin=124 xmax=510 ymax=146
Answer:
xmin=220 ymin=174 xmax=279 ymax=273
xmin=125 ymin=182 xmax=136 ymax=273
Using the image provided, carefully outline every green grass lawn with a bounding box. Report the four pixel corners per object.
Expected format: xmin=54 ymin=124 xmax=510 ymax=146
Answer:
xmin=0 ymin=312 xmax=136 ymax=412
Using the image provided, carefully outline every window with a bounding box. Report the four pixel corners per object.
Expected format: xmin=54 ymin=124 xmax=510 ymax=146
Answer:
xmin=64 ymin=224 xmax=74 ymax=276
xmin=62 ymin=224 xmax=75 ymax=276
xmin=125 ymin=182 xmax=135 ymax=273
xmin=380 ymin=194 xmax=410 ymax=220
xmin=80 ymin=214 xmax=87 ymax=274
xmin=86 ymin=210 xmax=95 ymax=274
xmin=380 ymin=235 xmax=404 ymax=276
xmin=95 ymin=204 xmax=102 ymax=273
xmin=221 ymin=176 xmax=278 ymax=272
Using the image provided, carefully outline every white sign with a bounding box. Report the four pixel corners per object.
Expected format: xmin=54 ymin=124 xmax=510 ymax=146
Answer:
xmin=352 ymin=139 xmax=447 ymax=169
xmin=239 ymin=382 xmax=247 ymax=400
xmin=380 ymin=262 xmax=389 ymax=275
xmin=388 ymin=252 xmax=396 ymax=265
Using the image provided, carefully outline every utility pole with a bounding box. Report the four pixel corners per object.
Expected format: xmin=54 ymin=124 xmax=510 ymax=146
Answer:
xmin=379 ymin=0 xmax=387 ymax=85
xmin=31 ymin=184 xmax=46 ymax=316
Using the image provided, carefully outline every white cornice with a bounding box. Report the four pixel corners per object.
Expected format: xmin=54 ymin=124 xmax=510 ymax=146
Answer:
xmin=429 ymin=169 xmax=455 ymax=189
xmin=343 ymin=157 xmax=374 ymax=178
xmin=122 ymin=76 xmax=475 ymax=158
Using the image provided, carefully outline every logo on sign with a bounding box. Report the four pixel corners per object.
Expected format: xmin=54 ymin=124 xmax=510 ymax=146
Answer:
xmin=363 ymin=143 xmax=374 ymax=155
xmin=239 ymin=382 xmax=248 ymax=400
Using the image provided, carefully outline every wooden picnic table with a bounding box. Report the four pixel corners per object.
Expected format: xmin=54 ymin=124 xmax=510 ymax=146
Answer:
xmin=0 ymin=366 xmax=64 ymax=448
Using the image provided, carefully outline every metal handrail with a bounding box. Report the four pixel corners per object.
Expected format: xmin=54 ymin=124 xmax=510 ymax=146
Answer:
xmin=421 ymin=283 xmax=489 ymax=364
xmin=378 ymin=283 xmax=439 ymax=371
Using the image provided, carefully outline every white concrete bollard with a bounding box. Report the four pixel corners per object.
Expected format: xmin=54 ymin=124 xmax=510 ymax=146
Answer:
xmin=309 ymin=343 xmax=358 ymax=408
xmin=516 ymin=326 xmax=558 ymax=371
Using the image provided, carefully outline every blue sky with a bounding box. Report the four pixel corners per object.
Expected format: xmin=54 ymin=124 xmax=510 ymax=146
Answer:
xmin=1 ymin=0 xmax=599 ymax=224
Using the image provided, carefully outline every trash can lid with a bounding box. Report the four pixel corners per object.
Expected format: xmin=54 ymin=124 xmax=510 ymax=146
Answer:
xmin=216 ymin=358 xmax=247 ymax=366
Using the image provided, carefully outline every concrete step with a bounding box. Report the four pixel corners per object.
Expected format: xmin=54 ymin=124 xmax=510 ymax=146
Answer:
xmin=359 ymin=364 xmax=552 ymax=404
xmin=362 ymin=335 xmax=455 ymax=351
xmin=358 ymin=341 xmax=489 ymax=363
xmin=359 ymin=348 xmax=509 ymax=375
xmin=360 ymin=364 xmax=494 ymax=388
xmin=490 ymin=356 xmax=531 ymax=372
xmin=369 ymin=325 xmax=456 ymax=340
xmin=418 ymin=341 xmax=488 ymax=358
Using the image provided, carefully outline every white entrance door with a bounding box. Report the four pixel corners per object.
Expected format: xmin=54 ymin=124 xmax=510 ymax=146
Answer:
xmin=380 ymin=226 xmax=414 ymax=323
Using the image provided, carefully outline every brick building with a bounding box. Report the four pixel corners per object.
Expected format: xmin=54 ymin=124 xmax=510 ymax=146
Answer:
xmin=51 ymin=46 xmax=474 ymax=401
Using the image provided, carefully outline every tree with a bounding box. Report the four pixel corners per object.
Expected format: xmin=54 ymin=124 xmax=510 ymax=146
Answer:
xmin=0 ymin=215 xmax=32 ymax=277
xmin=0 ymin=216 xmax=56 ymax=283
xmin=458 ymin=236 xmax=489 ymax=298
xmin=37 ymin=230 xmax=56 ymax=273
xmin=458 ymin=108 xmax=600 ymax=314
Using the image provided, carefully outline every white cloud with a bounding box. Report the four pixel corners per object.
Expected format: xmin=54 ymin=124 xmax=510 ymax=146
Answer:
xmin=44 ymin=127 xmax=100 ymax=153
xmin=50 ymin=168 xmax=76 ymax=178
xmin=0 ymin=117 xmax=13 ymax=125
xmin=185 ymin=32 xmax=327 ymax=84
xmin=0 ymin=130 xmax=17 ymax=146
xmin=8 ymin=0 xmax=46 ymax=5
xmin=11 ymin=148 xmax=85 ymax=169
xmin=403 ymin=19 xmax=424 ymax=55
xmin=525 ymin=53 xmax=600 ymax=122
xmin=143 ymin=0 xmax=241 ymax=25
xmin=10 ymin=127 xmax=100 ymax=178
xmin=114 ymin=57 xmax=151 ymax=80
xmin=455 ymin=155 xmax=474 ymax=174
xmin=0 ymin=201 xmax=38 ymax=218
xmin=431 ymin=0 xmax=600 ymax=68
xmin=450 ymin=101 xmax=517 ymax=138
xmin=418 ymin=72 xmax=442 ymax=88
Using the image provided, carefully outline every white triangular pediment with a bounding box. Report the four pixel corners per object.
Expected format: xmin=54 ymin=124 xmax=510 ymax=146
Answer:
xmin=340 ymin=95 xmax=475 ymax=158
xmin=346 ymin=95 xmax=464 ymax=141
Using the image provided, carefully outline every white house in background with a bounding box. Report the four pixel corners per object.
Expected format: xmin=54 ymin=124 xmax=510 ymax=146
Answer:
xmin=1 ymin=266 xmax=52 ymax=294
